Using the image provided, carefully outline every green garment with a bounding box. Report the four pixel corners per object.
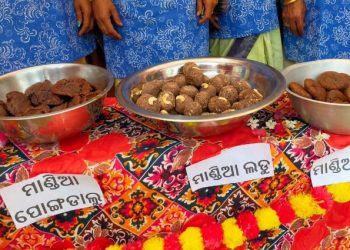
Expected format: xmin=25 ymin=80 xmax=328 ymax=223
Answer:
xmin=210 ymin=28 xmax=284 ymax=71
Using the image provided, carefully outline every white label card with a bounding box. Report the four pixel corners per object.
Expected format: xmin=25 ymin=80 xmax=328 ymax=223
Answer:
xmin=311 ymin=146 xmax=350 ymax=187
xmin=186 ymin=143 xmax=274 ymax=191
xmin=0 ymin=174 xmax=105 ymax=229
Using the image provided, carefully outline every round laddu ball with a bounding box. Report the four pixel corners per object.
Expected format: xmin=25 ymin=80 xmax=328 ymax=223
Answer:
xmin=130 ymin=85 xmax=143 ymax=103
xmin=219 ymin=85 xmax=238 ymax=103
xmin=194 ymin=91 xmax=210 ymax=110
xmin=180 ymin=85 xmax=199 ymax=98
xmin=184 ymin=101 xmax=202 ymax=116
xmin=182 ymin=62 xmax=198 ymax=75
xmin=231 ymin=99 xmax=254 ymax=110
xmin=136 ymin=94 xmax=161 ymax=113
xmin=162 ymin=81 xmax=180 ymax=96
xmin=158 ymin=91 xmax=175 ymax=111
xmin=186 ymin=67 xmax=205 ymax=87
xmin=175 ymin=94 xmax=193 ymax=114
xmin=172 ymin=74 xmax=187 ymax=88
xmin=231 ymin=80 xmax=251 ymax=93
xmin=141 ymin=80 xmax=163 ymax=96
xmin=200 ymin=83 xmax=217 ymax=97
xmin=239 ymin=88 xmax=263 ymax=101
xmin=209 ymin=74 xmax=230 ymax=92
xmin=208 ymin=96 xmax=231 ymax=113
xmin=203 ymin=75 xmax=210 ymax=83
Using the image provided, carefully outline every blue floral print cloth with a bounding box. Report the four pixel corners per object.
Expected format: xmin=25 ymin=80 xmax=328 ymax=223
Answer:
xmin=284 ymin=1 xmax=350 ymax=62
xmin=103 ymin=0 xmax=209 ymax=79
xmin=0 ymin=1 xmax=96 ymax=75
xmin=210 ymin=0 xmax=279 ymax=39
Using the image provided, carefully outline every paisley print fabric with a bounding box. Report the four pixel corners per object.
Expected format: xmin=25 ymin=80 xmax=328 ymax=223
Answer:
xmin=210 ymin=0 xmax=279 ymax=39
xmin=0 ymin=0 xmax=96 ymax=75
xmin=283 ymin=0 xmax=350 ymax=62
xmin=2 ymin=96 xmax=350 ymax=249
xmin=103 ymin=0 xmax=209 ymax=78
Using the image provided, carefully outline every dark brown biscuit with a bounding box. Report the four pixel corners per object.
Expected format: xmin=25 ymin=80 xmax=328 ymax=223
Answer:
xmin=51 ymin=102 xmax=68 ymax=112
xmin=288 ymin=82 xmax=312 ymax=99
xmin=52 ymin=78 xmax=94 ymax=97
xmin=304 ymin=79 xmax=327 ymax=101
xmin=6 ymin=91 xmax=33 ymax=116
xmin=23 ymin=104 xmax=50 ymax=116
xmin=25 ymin=80 xmax=64 ymax=106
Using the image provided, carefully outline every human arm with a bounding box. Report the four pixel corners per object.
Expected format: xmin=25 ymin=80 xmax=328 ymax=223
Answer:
xmin=92 ymin=0 xmax=123 ymax=40
xmin=282 ymin=0 xmax=306 ymax=36
xmin=74 ymin=0 xmax=94 ymax=36
xmin=197 ymin=0 xmax=219 ymax=27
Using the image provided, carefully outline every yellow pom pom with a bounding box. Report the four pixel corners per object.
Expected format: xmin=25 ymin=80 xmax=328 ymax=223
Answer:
xmin=179 ymin=227 xmax=204 ymax=250
xmin=289 ymin=193 xmax=325 ymax=219
xmin=143 ymin=237 xmax=164 ymax=250
xmin=106 ymin=245 xmax=123 ymax=250
xmin=327 ymin=183 xmax=350 ymax=203
xmin=221 ymin=218 xmax=246 ymax=249
xmin=254 ymin=207 xmax=281 ymax=231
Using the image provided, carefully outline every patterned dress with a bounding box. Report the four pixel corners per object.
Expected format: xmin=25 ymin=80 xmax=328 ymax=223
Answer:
xmin=103 ymin=0 xmax=209 ymax=79
xmin=210 ymin=0 xmax=279 ymax=39
xmin=0 ymin=0 xmax=96 ymax=76
xmin=283 ymin=1 xmax=350 ymax=62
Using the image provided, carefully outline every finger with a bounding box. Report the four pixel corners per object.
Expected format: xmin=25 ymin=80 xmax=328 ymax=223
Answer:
xmin=75 ymin=4 xmax=83 ymax=29
xmin=88 ymin=17 xmax=95 ymax=33
xmin=111 ymin=6 xmax=123 ymax=26
xmin=199 ymin=12 xmax=211 ymax=25
xmin=103 ymin=17 xmax=122 ymax=39
xmin=97 ymin=21 xmax=106 ymax=34
xmin=79 ymin=7 xmax=91 ymax=36
xmin=197 ymin=0 xmax=203 ymax=16
xmin=289 ymin=20 xmax=298 ymax=36
xmin=295 ymin=17 xmax=304 ymax=36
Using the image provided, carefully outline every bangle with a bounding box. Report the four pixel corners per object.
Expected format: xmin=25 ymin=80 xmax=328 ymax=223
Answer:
xmin=284 ymin=0 xmax=298 ymax=5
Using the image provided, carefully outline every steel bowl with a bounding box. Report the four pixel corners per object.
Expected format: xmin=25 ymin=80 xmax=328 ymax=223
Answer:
xmin=116 ymin=57 xmax=286 ymax=137
xmin=0 ymin=63 xmax=114 ymax=143
xmin=283 ymin=59 xmax=350 ymax=135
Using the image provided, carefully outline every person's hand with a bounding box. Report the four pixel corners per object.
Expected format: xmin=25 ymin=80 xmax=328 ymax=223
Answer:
xmin=282 ymin=0 xmax=306 ymax=36
xmin=92 ymin=0 xmax=123 ymax=40
xmin=74 ymin=0 xmax=94 ymax=36
xmin=197 ymin=0 xmax=218 ymax=25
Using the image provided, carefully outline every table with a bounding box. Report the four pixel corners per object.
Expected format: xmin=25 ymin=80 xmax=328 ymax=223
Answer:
xmin=1 ymin=95 xmax=350 ymax=250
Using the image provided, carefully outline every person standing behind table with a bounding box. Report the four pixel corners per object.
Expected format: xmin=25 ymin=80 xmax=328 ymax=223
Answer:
xmin=282 ymin=0 xmax=350 ymax=62
xmin=210 ymin=0 xmax=284 ymax=70
xmin=92 ymin=0 xmax=218 ymax=79
xmin=0 ymin=0 xmax=95 ymax=76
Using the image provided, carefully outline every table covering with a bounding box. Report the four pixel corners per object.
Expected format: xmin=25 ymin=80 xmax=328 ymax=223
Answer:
xmin=1 ymin=95 xmax=350 ymax=250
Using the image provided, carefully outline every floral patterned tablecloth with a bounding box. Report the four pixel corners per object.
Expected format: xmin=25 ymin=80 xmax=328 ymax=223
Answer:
xmin=1 ymin=95 xmax=350 ymax=250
